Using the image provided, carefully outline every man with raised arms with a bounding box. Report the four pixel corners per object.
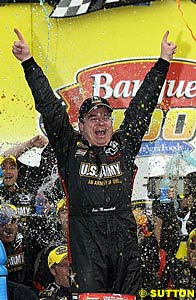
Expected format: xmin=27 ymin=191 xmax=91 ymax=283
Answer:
xmin=12 ymin=29 xmax=176 ymax=296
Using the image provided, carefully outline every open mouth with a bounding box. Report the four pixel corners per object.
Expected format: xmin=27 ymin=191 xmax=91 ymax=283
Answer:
xmin=95 ymin=129 xmax=106 ymax=136
xmin=4 ymin=175 xmax=13 ymax=180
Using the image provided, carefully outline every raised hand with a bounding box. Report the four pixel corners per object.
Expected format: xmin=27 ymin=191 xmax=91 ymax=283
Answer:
xmin=29 ymin=135 xmax=48 ymax=149
xmin=12 ymin=28 xmax=31 ymax=62
xmin=160 ymin=31 xmax=177 ymax=62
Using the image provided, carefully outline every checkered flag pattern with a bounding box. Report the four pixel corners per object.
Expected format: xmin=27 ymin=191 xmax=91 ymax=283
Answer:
xmin=50 ymin=0 xmax=92 ymax=17
xmin=50 ymin=0 xmax=154 ymax=18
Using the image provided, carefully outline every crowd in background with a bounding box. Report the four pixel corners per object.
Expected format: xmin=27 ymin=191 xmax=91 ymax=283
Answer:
xmin=0 ymin=135 xmax=196 ymax=299
xmin=0 ymin=135 xmax=70 ymax=299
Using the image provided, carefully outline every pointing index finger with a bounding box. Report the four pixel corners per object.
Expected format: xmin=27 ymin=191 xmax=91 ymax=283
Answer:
xmin=14 ymin=28 xmax=25 ymax=42
xmin=162 ymin=30 xmax=169 ymax=43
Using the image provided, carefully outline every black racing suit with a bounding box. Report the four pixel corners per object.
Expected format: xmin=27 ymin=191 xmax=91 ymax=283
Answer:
xmin=39 ymin=282 xmax=72 ymax=300
xmin=21 ymin=57 xmax=169 ymax=295
xmin=4 ymin=233 xmax=39 ymax=299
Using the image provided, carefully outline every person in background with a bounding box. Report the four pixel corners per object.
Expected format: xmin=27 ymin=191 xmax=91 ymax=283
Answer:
xmin=173 ymin=172 xmax=196 ymax=265
xmin=56 ymin=197 xmax=68 ymax=240
xmin=39 ymin=245 xmax=72 ymax=300
xmin=12 ymin=28 xmax=177 ymax=296
xmin=152 ymin=180 xmax=182 ymax=290
xmin=1 ymin=135 xmax=63 ymax=201
xmin=152 ymin=172 xmax=196 ymax=289
xmin=1 ymin=135 xmax=47 ymax=194
xmin=0 ymin=204 xmax=38 ymax=299
xmin=1 ymin=135 xmax=65 ymax=219
xmin=0 ymin=155 xmax=34 ymax=224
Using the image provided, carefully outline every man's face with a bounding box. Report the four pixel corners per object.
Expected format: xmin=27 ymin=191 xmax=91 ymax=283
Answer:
xmin=0 ymin=219 xmax=18 ymax=243
xmin=79 ymin=107 xmax=113 ymax=146
xmin=58 ymin=205 xmax=68 ymax=236
xmin=180 ymin=194 xmax=194 ymax=211
xmin=51 ymin=257 xmax=70 ymax=287
xmin=188 ymin=236 xmax=196 ymax=268
xmin=1 ymin=160 xmax=18 ymax=188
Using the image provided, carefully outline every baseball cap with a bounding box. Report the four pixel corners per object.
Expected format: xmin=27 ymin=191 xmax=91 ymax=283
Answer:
xmin=78 ymin=96 xmax=113 ymax=121
xmin=48 ymin=245 xmax=68 ymax=268
xmin=0 ymin=155 xmax=17 ymax=166
xmin=56 ymin=198 xmax=67 ymax=215
xmin=0 ymin=204 xmax=18 ymax=226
